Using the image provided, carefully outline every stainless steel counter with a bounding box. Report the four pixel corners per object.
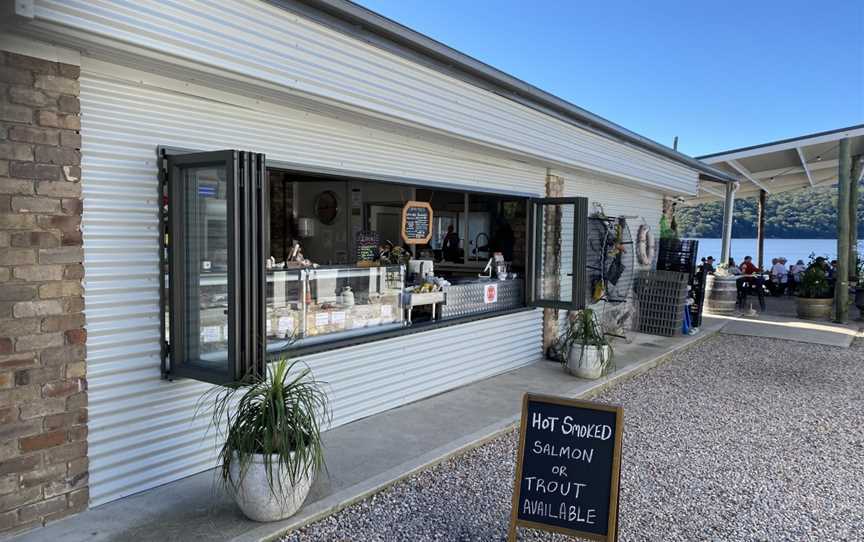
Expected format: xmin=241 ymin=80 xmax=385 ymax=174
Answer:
xmin=440 ymin=278 xmax=523 ymax=319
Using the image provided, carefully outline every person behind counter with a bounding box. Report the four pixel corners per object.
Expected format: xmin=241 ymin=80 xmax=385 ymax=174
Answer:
xmin=442 ymin=225 xmax=460 ymax=262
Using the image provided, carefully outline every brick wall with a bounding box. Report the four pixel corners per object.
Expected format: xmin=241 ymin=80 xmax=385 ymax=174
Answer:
xmin=0 ymin=51 xmax=87 ymax=536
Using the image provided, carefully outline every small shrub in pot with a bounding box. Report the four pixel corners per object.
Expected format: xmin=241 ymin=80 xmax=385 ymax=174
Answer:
xmin=554 ymin=308 xmax=614 ymax=379
xmin=201 ymin=357 xmax=330 ymax=522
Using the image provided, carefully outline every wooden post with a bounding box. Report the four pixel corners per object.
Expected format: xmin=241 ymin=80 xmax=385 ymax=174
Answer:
xmin=720 ymin=182 xmax=736 ymax=265
xmin=835 ymin=138 xmax=851 ymax=323
xmin=850 ymin=156 xmax=862 ymax=284
xmin=756 ymin=189 xmax=766 ymax=270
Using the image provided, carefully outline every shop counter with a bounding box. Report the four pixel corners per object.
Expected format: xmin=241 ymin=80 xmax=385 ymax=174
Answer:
xmin=440 ymin=278 xmax=523 ymax=320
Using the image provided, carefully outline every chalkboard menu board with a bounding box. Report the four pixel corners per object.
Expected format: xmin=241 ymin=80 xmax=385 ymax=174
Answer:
xmin=508 ymin=394 xmax=624 ymax=542
xmin=401 ymin=201 xmax=433 ymax=245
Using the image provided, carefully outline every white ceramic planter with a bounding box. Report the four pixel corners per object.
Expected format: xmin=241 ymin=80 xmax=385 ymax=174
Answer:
xmin=567 ymin=345 xmax=611 ymax=380
xmin=228 ymin=452 xmax=314 ymax=522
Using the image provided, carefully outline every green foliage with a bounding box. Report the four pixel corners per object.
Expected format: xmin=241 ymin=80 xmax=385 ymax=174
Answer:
xmin=201 ymin=358 xmax=331 ymax=496
xmin=659 ymin=215 xmax=678 ymax=240
xmin=676 ymin=183 xmax=864 ymax=238
xmin=797 ymin=260 xmax=833 ymax=299
xmin=556 ymin=308 xmax=614 ymax=373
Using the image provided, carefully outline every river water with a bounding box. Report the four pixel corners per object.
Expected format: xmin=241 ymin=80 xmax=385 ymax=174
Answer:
xmin=688 ymin=238 xmax=864 ymax=266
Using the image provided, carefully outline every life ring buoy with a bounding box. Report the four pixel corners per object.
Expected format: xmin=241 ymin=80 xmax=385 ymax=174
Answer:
xmin=636 ymin=224 xmax=655 ymax=265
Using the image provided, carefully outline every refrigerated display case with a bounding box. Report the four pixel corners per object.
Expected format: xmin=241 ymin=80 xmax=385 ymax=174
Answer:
xmin=264 ymin=265 xmax=405 ymax=350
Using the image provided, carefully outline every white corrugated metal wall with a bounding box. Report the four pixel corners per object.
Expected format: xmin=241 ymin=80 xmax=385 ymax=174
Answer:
xmin=558 ymin=169 xmax=666 ymax=330
xmin=81 ymin=65 xmax=546 ymax=506
xmin=29 ymin=0 xmax=700 ymax=194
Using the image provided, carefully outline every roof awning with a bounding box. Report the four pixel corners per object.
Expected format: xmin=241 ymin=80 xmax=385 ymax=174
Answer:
xmin=687 ymin=124 xmax=864 ymax=203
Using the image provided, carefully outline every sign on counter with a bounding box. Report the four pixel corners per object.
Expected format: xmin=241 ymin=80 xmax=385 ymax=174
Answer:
xmin=484 ymin=283 xmax=498 ymax=304
xmin=401 ymin=201 xmax=433 ymax=245
xmin=508 ymin=393 xmax=624 ymax=542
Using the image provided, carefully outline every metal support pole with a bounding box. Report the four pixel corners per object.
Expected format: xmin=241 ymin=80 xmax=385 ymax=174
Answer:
xmin=720 ymin=182 xmax=736 ymax=265
xmin=756 ymin=189 xmax=766 ymax=270
xmin=835 ymin=138 xmax=851 ymax=323
xmin=850 ymin=156 xmax=862 ymax=284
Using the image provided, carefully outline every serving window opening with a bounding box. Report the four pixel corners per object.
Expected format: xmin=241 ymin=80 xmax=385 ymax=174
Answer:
xmin=161 ymin=148 xmax=587 ymax=383
xmin=264 ymin=171 xmax=530 ymax=351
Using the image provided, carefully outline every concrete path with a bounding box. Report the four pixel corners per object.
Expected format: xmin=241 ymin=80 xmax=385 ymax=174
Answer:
xmin=720 ymin=316 xmax=861 ymax=347
xmin=12 ymin=319 xmax=724 ymax=542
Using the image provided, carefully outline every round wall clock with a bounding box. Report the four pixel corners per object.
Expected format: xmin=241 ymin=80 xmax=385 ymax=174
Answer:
xmin=314 ymin=190 xmax=339 ymax=225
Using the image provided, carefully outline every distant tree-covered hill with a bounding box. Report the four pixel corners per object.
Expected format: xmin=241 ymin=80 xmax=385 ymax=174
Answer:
xmin=676 ymin=182 xmax=864 ymax=238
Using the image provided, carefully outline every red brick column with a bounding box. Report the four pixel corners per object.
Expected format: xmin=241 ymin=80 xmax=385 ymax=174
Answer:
xmin=0 ymin=51 xmax=87 ymax=535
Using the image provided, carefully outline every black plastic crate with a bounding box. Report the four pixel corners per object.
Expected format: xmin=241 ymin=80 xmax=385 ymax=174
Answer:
xmin=656 ymin=239 xmax=699 ymax=277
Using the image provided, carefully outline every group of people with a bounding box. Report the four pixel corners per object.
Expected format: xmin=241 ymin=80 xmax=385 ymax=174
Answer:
xmin=698 ymin=254 xmax=841 ymax=297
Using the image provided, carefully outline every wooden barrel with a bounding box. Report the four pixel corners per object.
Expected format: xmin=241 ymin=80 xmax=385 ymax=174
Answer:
xmin=704 ymin=275 xmax=738 ymax=315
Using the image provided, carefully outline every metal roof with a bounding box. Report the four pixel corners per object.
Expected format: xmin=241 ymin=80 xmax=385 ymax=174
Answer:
xmin=689 ymin=124 xmax=864 ymax=203
xmin=269 ymin=0 xmax=738 ymax=184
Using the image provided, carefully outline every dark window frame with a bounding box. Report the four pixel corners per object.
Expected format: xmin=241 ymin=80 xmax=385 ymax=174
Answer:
xmin=159 ymin=148 xmax=587 ymax=383
xmin=160 ymin=149 xmax=266 ymax=385
xmin=527 ymin=197 xmax=588 ymax=311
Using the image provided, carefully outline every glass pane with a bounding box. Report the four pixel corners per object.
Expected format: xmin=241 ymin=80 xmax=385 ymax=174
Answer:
xmin=265 ymin=265 xmax=405 ymax=350
xmin=535 ymin=203 xmax=574 ymax=303
xmin=184 ymin=165 xmax=230 ymax=369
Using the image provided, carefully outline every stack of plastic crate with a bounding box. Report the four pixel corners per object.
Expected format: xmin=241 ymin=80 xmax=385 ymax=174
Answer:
xmin=656 ymin=239 xmax=704 ymax=328
xmin=633 ymin=270 xmax=690 ymax=337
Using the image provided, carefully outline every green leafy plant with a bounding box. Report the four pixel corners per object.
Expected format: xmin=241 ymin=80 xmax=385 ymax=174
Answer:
xmin=201 ymin=358 xmax=331 ymax=496
xmin=796 ymin=257 xmax=832 ymax=299
xmin=555 ymin=308 xmax=614 ymax=374
xmin=659 ymin=215 xmax=678 ymax=241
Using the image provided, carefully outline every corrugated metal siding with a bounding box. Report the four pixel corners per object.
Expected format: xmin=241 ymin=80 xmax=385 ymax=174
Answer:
xmin=558 ymin=169 xmax=665 ymax=330
xmin=32 ymin=0 xmax=699 ymax=194
xmin=81 ymin=68 xmax=544 ymax=506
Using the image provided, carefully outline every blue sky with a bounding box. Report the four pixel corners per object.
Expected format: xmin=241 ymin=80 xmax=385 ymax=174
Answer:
xmin=355 ymin=0 xmax=864 ymax=157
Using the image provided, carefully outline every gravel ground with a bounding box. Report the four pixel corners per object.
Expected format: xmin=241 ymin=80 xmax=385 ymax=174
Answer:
xmin=284 ymin=335 xmax=864 ymax=542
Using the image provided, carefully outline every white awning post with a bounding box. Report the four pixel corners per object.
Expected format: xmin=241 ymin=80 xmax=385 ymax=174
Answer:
xmin=720 ymin=181 xmax=736 ymax=265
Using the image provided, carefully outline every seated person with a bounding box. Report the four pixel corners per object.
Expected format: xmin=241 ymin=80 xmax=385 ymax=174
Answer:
xmin=769 ymin=257 xmax=789 ymax=295
xmin=726 ymin=258 xmax=741 ymax=275
xmin=739 ymin=255 xmax=759 ymax=275
xmin=790 ymin=259 xmax=806 ymax=282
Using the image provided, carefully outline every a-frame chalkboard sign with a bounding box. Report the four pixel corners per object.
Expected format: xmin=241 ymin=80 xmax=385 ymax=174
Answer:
xmin=508 ymin=393 xmax=624 ymax=541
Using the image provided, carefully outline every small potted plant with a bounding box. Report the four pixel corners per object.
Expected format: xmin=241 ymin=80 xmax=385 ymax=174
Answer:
xmin=202 ymin=357 xmax=330 ymax=522
xmin=794 ymin=256 xmax=833 ymax=320
xmin=556 ymin=308 xmax=613 ymax=379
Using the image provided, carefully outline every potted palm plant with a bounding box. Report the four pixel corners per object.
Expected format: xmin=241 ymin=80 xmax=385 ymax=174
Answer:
xmin=557 ymin=308 xmax=613 ymax=379
xmin=794 ymin=257 xmax=833 ymax=320
xmin=203 ymin=358 xmax=330 ymax=522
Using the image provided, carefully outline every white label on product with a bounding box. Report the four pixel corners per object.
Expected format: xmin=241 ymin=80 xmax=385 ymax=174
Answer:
xmin=484 ymin=283 xmax=498 ymax=304
xmin=331 ymin=311 xmax=346 ymax=325
xmin=381 ymin=305 xmax=392 ymax=318
xmin=202 ymin=326 xmax=220 ymax=343
xmin=315 ymin=312 xmax=330 ymax=326
xmin=278 ymin=317 xmax=293 ymax=335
